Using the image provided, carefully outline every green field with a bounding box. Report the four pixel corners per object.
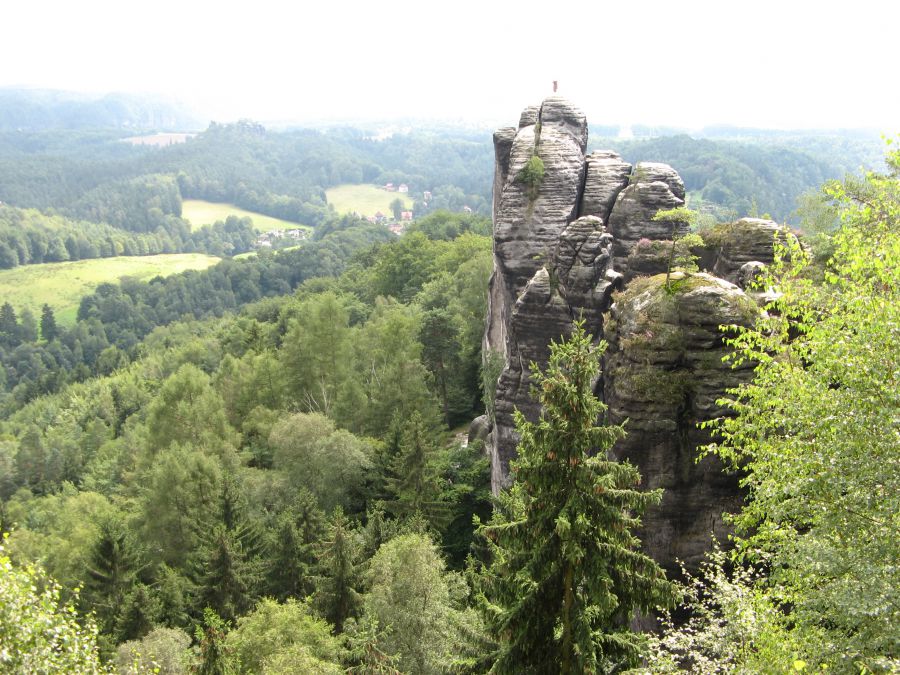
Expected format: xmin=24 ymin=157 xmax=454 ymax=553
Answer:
xmin=326 ymin=184 xmax=413 ymax=217
xmin=181 ymin=200 xmax=310 ymax=233
xmin=233 ymin=244 xmax=302 ymax=261
xmin=0 ymin=253 xmax=220 ymax=325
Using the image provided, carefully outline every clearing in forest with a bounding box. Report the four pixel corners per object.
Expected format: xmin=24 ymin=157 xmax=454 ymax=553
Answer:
xmin=0 ymin=253 xmax=220 ymax=325
xmin=181 ymin=200 xmax=310 ymax=233
xmin=326 ymin=184 xmax=413 ymax=217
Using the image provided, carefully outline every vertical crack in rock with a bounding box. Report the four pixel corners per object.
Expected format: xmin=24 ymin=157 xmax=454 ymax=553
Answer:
xmin=481 ymin=98 xmax=784 ymax=574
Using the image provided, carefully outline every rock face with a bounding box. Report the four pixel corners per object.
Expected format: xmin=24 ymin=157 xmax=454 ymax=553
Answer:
xmin=603 ymin=272 xmax=759 ymax=570
xmin=710 ymin=217 xmax=786 ymax=283
xmin=483 ymin=97 xmax=782 ymax=574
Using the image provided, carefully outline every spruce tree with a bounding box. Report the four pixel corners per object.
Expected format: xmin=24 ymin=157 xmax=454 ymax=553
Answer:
xmin=315 ymin=507 xmax=362 ymax=633
xmin=267 ymin=492 xmax=324 ymax=601
xmin=193 ymin=608 xmax=236 ymax=675
xmin=197 ymin=527 xmax=257 ymax=624
xmin=385 ymin=411 xmax=449 ymax=529
xmin=0 ymin=302 xmax=18 ymax=348
xmin=475 ymin=321 xmax=675 ymax=673
xmin=39 ymin=303 xmax=58 ymax=342
xmin=83 ymin=516 xmax=142 ymax=636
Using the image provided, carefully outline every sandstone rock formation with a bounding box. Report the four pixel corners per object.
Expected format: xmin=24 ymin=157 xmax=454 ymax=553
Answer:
xmin=603 ymin=272 xmax=759 ymax=570
xmin=710 ymin=217 xmax=787 ymax=284
xmin=482 ymin=97 xmax=784 ymax=573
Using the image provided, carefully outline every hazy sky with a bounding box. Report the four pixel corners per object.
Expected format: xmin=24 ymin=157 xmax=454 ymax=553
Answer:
xmin=3 ymin=0 xmax=897 ymax=131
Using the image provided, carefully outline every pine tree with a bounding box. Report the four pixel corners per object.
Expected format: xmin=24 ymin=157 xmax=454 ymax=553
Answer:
xmin=197 ymin=527 xmax=257 ymax=624
xmin=115 ymin=583 xmax=160 ymax=642
xmin=39 ymin=303 xmax=58 ymax=342
xmin=475 ymin=321 xmax=675 ymax=673
xmin=315 ymin=507 xmax=362 ymax=633
xmin=83 ymin=517 xmax=142 ymax=636
xmin=0 ymin=302 xmax=18 ymax=348
xmin=385 ymin=411 xmax=449 ymax=529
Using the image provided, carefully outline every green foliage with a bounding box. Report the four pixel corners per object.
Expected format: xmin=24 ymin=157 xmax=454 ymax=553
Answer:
xmin=475 ymin=322 xmax=675 ymax=673
xmin=315 ymin=507 xmax=363 ymax=633
xmin=279 ymin=291 xmax=353 ymax=416
xmin=192 ymin=608 xmax=236 ymax=675
xmin=384 ymin=411 xmax=446 ymax=525
xmin=266 ymin=490 xmax=325 ymax=600
xmin=516 ymin=154 xmax=545 ymax=202
xmin=652 ymin=206 xmax=701 ymax=291
xmin=226 ymin=598 xmax=343 ymax=674
xmin=83 ymin=514 xmax=144 ymax=636
xmin=138 ymin=445 xmax=225 ymax=568
xmin=0 ymin=534 xmax=110 ymax=673
xmin=703 ymin=147 xmax=900 ymax=670
xmin=361 ymin=532 xmax=483 ymax=674
xmin=481 ymin=349 xmax=505 ymax=424
xmin=145 ymin=364 xmax=240 ymax=458
xmin=116 ymin=626 xmax=192 ymax=675
xmin=269 ymin=412 xmax=372 ymax=512
xmin=195 ymin=526 xmax=261 ymax=624
xmin=639 ymin=548 xmax=825 ymax=674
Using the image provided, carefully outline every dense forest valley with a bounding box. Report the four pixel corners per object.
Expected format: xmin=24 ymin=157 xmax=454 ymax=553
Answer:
xmin=0 ymin=91 xmax=897 ymax=674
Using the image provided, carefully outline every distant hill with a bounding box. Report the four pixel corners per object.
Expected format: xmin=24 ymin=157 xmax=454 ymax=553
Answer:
xmin=0 ymin=88 xmax=203 ymax=131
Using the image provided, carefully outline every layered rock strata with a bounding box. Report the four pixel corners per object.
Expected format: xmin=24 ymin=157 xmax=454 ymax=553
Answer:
xmin=483 ymin=97 xmax=784 ymax=572
xmin=603 ymin=272 xmax=759 ymax=570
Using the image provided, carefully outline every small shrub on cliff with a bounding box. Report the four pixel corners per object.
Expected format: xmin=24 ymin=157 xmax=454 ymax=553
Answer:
xmin=516 ymin=154 xmax=545 ymax=202
xmin=652 ymin=207 xmax=701 ymax=291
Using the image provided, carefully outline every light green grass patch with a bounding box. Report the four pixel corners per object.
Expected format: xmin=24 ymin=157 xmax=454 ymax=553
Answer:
xmin=181 ymin=200 xmax=310 ymax=233
xmin=233 ymin=244 xmax=302 ymax=260
xmin=325 ymin=184 xmax=413 ymax=217
xmin=0 ymin=253 xmax=220 ymax=325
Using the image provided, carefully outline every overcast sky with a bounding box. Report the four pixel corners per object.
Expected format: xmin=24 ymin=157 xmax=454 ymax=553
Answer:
xmin=2 ymin=0 xmax=897 ymax=131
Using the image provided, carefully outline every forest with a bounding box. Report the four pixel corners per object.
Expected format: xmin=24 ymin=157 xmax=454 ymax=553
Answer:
xmin=0 ymin=94 xmax=896 ymax=674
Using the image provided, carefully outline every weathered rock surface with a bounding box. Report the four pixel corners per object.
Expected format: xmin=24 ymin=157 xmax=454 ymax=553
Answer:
xmin=608 ymin=162 xmax=687 ymax=274
xmin=486 ymin=98 xmax=590 ymax=483
xmin=492 ymin=267 xmax=575 ymax=485
xmin=603 ymin=272 xmax=759 ymax=571
xmin=467 ymin=414 xmax=491 ymax=447
xmin=710 ymin=217 xmax=786 ymax=283
xmin=579 ymin=151 xmax=632 ymax=223
xmin=737 ymin=260 xmax=767 ymax=290
xmin=483 ymin=97 xmax=778 ymax=576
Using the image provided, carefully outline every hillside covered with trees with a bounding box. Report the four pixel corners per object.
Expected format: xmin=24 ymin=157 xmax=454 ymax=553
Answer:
xmin=0 ymin=90 xmax=896 ymax=672
xmin=2 ymin=151 xmax=898 ymax=671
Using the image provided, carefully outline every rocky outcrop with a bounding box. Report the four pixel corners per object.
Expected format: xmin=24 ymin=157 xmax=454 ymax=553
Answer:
xmin=709 ymin=217 xmax=787 ymax=283
xmin=608 ymin=163 xmax=687 ymax=275
xmin=485 ymin=97 xmax=593 ymax=483
xmin=603 ymin=272 xmax=759 ymax=570
xmin=579 ymin=151 xmax=633 ymax=222
xmin=482 ymin=97 xmax=784 ymax=575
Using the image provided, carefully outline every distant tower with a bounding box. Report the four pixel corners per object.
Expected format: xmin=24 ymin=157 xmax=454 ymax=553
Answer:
xmin=552 ymin=80 xmax=558 ymax=93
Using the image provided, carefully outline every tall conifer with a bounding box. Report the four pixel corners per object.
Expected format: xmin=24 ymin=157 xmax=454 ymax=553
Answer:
xmin=475 ymin=321 xmax=675 ymax=673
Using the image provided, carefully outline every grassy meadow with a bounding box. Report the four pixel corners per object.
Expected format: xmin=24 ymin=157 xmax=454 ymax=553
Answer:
xmin=233 ymin=244 xmax=302 ymax=261
xmin=181 ymin=200 xmax=310 ymax=233
xmin=0 ymin=253 xmax=220 ymax=325
xmin=326 ymin=184 xmax=413 ymax=217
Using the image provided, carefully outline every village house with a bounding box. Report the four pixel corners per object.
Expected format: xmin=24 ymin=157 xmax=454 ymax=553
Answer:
xmin=254 ymin=228 xmax=308 ymax=249
xmin=398 ymin=183 xmax=409 ymax=193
